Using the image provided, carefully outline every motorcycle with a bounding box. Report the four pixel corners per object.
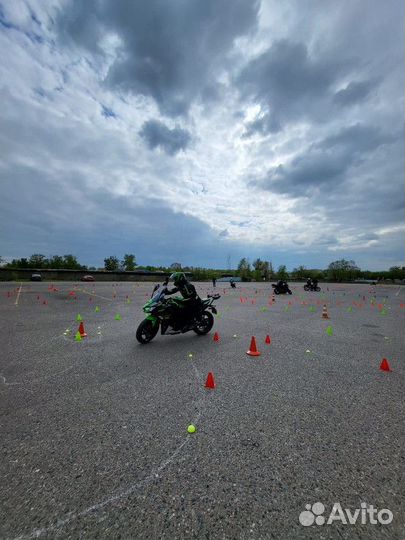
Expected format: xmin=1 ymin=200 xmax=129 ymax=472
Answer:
xmin=304 ymin=283 xmax=321 ymax=292
xmin=271 ymin=281 xmax=292 ymax=295
xmin=230 ymin=280 xmax=236 ymax=288
xmin=136 ymin=285 xmax=221 ymax=344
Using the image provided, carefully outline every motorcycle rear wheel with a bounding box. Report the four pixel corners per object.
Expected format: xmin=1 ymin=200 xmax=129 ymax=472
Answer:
xmin=193 ymin=311 xmax=214 ymax=335
xmin=136 ymin=319 xmax=159 ymax=344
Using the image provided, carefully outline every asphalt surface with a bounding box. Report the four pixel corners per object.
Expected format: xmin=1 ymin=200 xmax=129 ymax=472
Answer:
xmin=0 ymin=281 xmax=404 ymax=540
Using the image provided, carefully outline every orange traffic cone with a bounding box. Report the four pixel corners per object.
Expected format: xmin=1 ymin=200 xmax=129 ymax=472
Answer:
xmin=322 ymin=304 xmax=329 ymax=319
xmin=265 ymin=335 xmax=271 ymax=344
xmin=205 ymin=372 xmax=216 ymax=389
xmin=213 ymin=331 xmax=220 ymax=342
xmin=379 ymin=358 xmax=392 ymax=372
xmin=247 ymin=336 xmax=261 ymax=356
xmin=78 ymin=321 xmax=87 ymax=338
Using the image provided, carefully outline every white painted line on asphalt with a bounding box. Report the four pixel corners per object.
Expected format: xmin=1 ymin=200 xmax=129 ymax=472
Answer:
xmin=13 ymin=356 xmax=209 ymax=540
xmin=395 ymin=287 xmax=403 ymax=296
xmin=14 ymin=283 xmax=23 ymax=306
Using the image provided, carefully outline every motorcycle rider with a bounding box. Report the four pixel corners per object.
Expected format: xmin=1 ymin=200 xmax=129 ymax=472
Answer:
xmin=306 ymin=277 xmax=312 ymax=288
xmin=312 ymin=278 xmax=319 ymax=290
xmin=165 ymin=272 xmax=201 ymax=331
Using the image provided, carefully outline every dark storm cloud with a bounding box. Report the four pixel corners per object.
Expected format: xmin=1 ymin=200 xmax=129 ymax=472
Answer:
xmin=236 ymin=39 xmax=354 ymax=131
xmin=101 ymin=105 xmax=117 ymax=119
xmin=56 ymin=0 xmax=260 ymax=116
xmin=332 ymin=79 xmax=378 ymax=106
xmin=252 ymin=123 xmax=398 ymax=196
xmin=242 ymin=113 xmax=281 ymax=137
xmin=0 ymin=163 xmax=233 ymax=267
xmin=139 ymin=120 xmax=191 ymax=155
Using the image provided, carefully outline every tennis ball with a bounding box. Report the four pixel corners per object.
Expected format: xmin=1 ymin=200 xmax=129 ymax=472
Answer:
xmin=187 ymin=424 xmax=196 ymax=433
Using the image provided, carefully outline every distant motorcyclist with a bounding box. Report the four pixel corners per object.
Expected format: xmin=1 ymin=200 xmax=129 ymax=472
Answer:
xmin=165 ymin=272 xmax=201 ymax=329
xmin=306 ymin=277 xmax=312 ymax=288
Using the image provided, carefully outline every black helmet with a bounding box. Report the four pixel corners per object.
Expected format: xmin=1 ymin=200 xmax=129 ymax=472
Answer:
xmin=169 ymin=272 xmax=187 ymax=286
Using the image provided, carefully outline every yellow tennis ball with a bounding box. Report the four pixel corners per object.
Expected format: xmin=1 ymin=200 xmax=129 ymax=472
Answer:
xmin=187 ymin=424 xmax=196 ymax=433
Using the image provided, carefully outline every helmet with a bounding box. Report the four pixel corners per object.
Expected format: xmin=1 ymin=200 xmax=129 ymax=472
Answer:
xmin=169 ymin=272 xmax=187 ymax=286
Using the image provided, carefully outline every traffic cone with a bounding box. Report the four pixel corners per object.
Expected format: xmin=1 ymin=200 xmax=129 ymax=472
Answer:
xmin=247 ymin=336 xmax=261 ymax=356
xmin=265 ymin=335 xmax=271 ymax=344
xmin=379 ymin=358 xmax=392 ymax=372
xmin=115 ymin=313 xmax=121 ymax=320
xmin=322 ymin=304 xmax=329 ymax=319
xmin=76 ymin=314 xmax=82 ymax=322
xmin=205 ymin=372 xmax=216 ymax=389
xmin=75 ymin=331 xmax=82 ymax=342
xmin=78 ymin=321 xmax=87 ymax=338
xmin=213 ymin=331 xmax=220 ymax=342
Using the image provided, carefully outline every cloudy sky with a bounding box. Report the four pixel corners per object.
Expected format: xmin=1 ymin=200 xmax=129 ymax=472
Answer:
xmin=0 ymin=0 xmax=403 ymax=270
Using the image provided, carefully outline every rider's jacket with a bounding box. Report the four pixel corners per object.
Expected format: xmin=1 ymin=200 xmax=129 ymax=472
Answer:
xmin=166 ymin=281 xmax=198 ymax=300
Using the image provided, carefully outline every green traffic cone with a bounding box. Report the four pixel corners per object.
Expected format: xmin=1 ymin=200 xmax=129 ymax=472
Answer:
xmin=115 ymin=313 xmax=121 ymax=320
xmin=75 ymin=331 xmax=82 ymax=342
xmin=76 ymin=314 xmax=82 ymax=321
xmin=326 ymin=325 xmax=333 ymax=336
xmin=95 ymin=306 xmax=100 ymax=312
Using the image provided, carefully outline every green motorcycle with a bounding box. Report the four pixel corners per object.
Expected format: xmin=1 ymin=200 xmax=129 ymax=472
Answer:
xmin=136 ymin=285 xmax=221 ymax=344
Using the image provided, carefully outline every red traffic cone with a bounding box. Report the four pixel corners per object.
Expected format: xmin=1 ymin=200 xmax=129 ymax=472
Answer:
xmin=205 ymin=372 xmax=216 ymax=389
xmin=78 ymin=321 xmax=87 ymax=338
xmin=322 ymin=304 xmax=329 ymax=319
xmin=213 ymin=331 xmax=220 ymax=342
xmin=43 ymin=300 xmax=47 ymax=305
xmin=265 ymin=335 xmax=271 ymax=344
xmin=379 ymin=358 xmax=392 ymax=372
xmin=247 ymin=336 xmax=261 ymax=356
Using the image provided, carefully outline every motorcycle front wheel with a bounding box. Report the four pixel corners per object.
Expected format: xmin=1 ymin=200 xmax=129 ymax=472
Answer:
xmin=193 ymin=311 xmax=214 ymax=335
xmin=304 ymin=285 xmax=310 ymax=291
xmin=136 ymin=319 xmax=159 ymax=344
xmin=274 ymin=289 xmax=280 ymax=295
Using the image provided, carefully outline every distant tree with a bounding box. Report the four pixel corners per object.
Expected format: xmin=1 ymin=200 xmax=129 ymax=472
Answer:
xmin=277 ymin=265 xmax=289 ymax=280
xmin=387 ymin=266 xmax=405 ymax=280
xmin=29 ymin=254 xmax=48 ymax=268
xmin=192 ymin=268 xmax=210 ymax=281
xmin=292 ymin=265 xmax=307 ymax=279
xmin=48 ymin=255 xmax=64 ymax=269
xmin=63 ymin=254 xmax=84 ymax=270
xmin=170 ymin=262 xmax=182 ymax=270
xmin=104 ymin=256 xmax=120 ymax=271
xmin=253 ymin=258 xmax=263 ymax=281
xmin=327 ymin=259 xmax=360 ymax=281
xmin=122 ymin=254 xmax=136 ymax=271
xmin=237 ymin=257 xmax=252 ymax=281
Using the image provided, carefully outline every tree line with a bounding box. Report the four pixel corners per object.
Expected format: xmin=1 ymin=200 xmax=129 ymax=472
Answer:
xmin=1 ymin=254 xmax=404 ymax=281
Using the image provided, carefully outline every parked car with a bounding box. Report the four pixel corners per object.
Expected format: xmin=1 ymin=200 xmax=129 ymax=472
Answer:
xmin=81 ymin=275 xmax=95 ymax=282
xmin=31 ymin=273 xmax=42 ymax=281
